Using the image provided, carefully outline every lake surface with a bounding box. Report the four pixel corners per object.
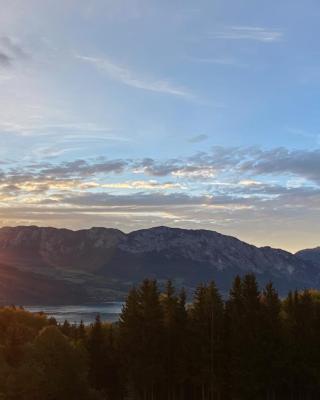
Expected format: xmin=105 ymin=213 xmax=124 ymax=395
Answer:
xmin=25 ymin=303 xmax=124 ymax=325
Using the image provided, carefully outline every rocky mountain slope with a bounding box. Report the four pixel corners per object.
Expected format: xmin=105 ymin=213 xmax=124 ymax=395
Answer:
xmin=0 ymin=225 xmax=318 ymax=304
xmin=296 ymin=247 xmax=320 ymax=267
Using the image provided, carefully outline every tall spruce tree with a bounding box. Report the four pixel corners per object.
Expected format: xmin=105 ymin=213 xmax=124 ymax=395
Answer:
xmin=241 ymin=273 xmax=263 ymax=398
xmin=260 ymin=282 xmax=283 ymax=399
xmin=138 ymin=279 xmax=164 ymax=400
xmin=119 ymin=280 xmax=164 ymax=399
xmin=190 ymin=281 xmax=224 ymax=400
xmin=161 ymin=281 xmax=188 ymax=400
xmin=119 ymin=286 xmax=142 ymax=399
xmin=87 ymin=314 xmax=107 ymax=391
xmin=225 ymin=275 xmax=244 ymax=399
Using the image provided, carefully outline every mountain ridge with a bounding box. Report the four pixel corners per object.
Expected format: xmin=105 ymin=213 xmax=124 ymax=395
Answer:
xmin=296 ymin=247 xmax=320 ymax=266
xmin=0 ymin=225 xmax=318 ymax=304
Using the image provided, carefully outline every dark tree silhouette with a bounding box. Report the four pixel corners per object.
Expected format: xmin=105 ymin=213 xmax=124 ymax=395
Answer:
xmin=2 ymin=275 xmax=320 ymax=399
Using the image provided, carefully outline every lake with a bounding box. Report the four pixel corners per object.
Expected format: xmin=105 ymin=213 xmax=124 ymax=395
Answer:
xmin=25 ymin=303 xmax=124 ymax=325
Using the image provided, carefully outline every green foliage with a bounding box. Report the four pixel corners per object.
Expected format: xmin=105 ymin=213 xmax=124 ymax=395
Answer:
xmin=7 ymin=325 xmax=94 ymax=400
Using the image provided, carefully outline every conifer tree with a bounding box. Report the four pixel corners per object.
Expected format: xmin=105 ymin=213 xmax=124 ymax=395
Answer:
xmin=87 ymin=314 xmax=107 ymax=391
xmin=260 ymin=282 xmax=283 ymax=398
xmin=224 ymin=275 xmax=244 ymax=399
xmin=161 ymin=281 xmax=188 ymax=400
xmin=190 ymin=281 xmax=224 ymax=400
xmin=118 ymin=287 xmax=143 ymax=398
xmin=241 ymin=274 xmax=262 ymax=398
xmin=77 ymin=319 xmax=86 ymax=341
xmin=119 ymin=279 xmax=165 ymax=399
xmin=61 ymin=319 xmax=71 ymax=336
xmin=138 ymin=279 xmax=164 ymax=399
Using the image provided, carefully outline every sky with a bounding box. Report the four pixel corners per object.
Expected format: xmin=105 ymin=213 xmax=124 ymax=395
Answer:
xmin=0 ymin=0 xmax=319 ymax=252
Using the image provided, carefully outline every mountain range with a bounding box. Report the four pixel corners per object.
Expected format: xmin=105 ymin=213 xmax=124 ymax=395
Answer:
xmin=0 ymin=225 xmax=319 ymax=304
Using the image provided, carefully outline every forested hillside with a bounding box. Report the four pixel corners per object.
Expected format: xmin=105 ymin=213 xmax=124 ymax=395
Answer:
xmin=1 ymin=275 xmax=320 ymax=399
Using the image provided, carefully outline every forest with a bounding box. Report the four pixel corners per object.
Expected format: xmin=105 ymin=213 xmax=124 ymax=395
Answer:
xmin=1 ymin=274 xmax=320 ymax=400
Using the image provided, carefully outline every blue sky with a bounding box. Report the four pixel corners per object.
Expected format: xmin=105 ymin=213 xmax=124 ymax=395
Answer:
xmin=0 ymin=0 xmax=319 ymax=251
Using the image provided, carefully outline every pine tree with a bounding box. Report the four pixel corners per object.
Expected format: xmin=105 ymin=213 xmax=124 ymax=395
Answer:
xmin=138 ymin=279 xmax=164 ymax=399
xmin=61 ymin=319 xmax=71 ymax=336
xmin=118 ymin=286 xmax=143 ymax=398
xmin=260 ymin=282 xmax=283 ymax=398
xmin=190 ymin=281 xmax=224 ymax=400
xmin=224 ymin=275 xmax=244 ymax=399
xmin=241 ymin=274 xmax=263 ymax=398
xmin=87 ymin=314 xmax=107 ymax=391
xmin=77 ymin=319 xmax=86 ymax=341
xmin=161 ymin=281 xmax=188 ymax=400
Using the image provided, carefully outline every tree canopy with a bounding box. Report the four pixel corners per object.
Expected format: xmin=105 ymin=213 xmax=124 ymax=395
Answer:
xmin=1 ymin=275 xmax=320 ymax=399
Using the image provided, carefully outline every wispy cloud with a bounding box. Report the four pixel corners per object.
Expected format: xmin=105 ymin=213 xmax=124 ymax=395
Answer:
xmin=0 ymin=36 xmax=28 ymax=59
xmin=188 ymin=134 xmax=208 ymax=143
xmin=191 ymin=57 xmax=247 ymax=67
xmin=133 ymin=147 xmax=320 ymax=184
xmin=0 ymin=52 xmax=11 ymax=68
xmin=100 ymin=180 xmax=186 ymax=190
xmin=77 ymin=54 xmax=194 ymax=99
xmin=4 ymin=146 xmax=317 ymax=186
xmin=213 ymin=26 xmax=283 ymax=42
xmin=286 ymin=127 xmax=320 ymax=144
xmin=0 ymin=36 xmax=28 ymax=69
